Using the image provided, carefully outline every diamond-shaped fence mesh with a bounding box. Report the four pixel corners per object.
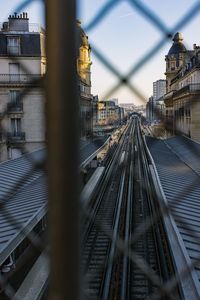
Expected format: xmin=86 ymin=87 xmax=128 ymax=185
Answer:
xmin=0 ymin=0 xmax=200 ymax=299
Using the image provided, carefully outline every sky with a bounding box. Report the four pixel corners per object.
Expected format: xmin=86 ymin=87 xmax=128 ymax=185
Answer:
xmin=0 ymin=0 xmax=44 ymax=26
xmin=1 ymin=1 xmax=200 ymax=105
xmin=78 ymin=0 xmax=200 ymax=105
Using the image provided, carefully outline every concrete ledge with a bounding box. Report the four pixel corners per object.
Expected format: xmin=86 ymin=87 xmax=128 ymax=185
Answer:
xmin=144 ymin=137 xmax=200 ymax=299
xmin=80 ymin=137 xmax=110 ymax=168
xmin=13 ymin=251 xmax=49 ymax=300
xmin=81 ymin=166 xmax=105 ymax=208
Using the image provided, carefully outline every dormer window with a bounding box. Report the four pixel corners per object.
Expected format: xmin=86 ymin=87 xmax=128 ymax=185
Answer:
xmin=171 ymin=62 xmax=175 ymax=70
xmin=7 ymin=37 xmax=20 ymax=55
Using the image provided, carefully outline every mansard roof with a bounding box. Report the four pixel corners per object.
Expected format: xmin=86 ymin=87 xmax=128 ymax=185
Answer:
xmin=168 ymin=32 xmax=187 ymax=56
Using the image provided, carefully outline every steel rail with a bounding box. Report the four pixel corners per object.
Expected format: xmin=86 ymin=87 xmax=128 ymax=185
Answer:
xmin=101 ymin=121 xmax=135 ymax=299
xmin=135 ymin=118 xmax=181 ymax=299
xmin=81 ymin=121 xmax=133 ymax=298
xmin=138 ymin=122 xmax=175 ymax=282
xmin=82 ymin=117 xmax=178 ymax=299
xmin=120 ymin=124 xmax=135 ymax=299
xmin=122 ymin=117 xmax=177 ymax=299
xmin=131 ymin=118 xmax=158 ymax=296
xmin=82 ymin=122 xmax=131 ymax=231
xmin=101 ymin=156 xmax=127 ymax=299
xmin=137 ymin=123 xmax=164 ymax=279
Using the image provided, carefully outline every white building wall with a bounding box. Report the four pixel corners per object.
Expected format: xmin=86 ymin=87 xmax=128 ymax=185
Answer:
xmin=153 ymin=80 xmax=166 ymax=100
xmin=23 ymin=90 xmax=45 ymax=142
xmin=178 ymin=69 xmax=200 ymax=88
xmin=0 ymin=58 xmax=41 ymax=74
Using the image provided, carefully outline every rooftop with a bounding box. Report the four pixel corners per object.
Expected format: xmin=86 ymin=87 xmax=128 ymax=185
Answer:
xmin=168 ymin=32 xmax=187 ymax=56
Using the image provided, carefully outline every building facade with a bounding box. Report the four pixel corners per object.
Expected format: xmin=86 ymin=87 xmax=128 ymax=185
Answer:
xmin=164 ymin=32 xmax=200 ymax=141
xmin=153 ymin=79 xmax=166 ymax=101
xmin=95 ymin=100 xmax=124 ymax=126
xmin=77 ymin=21 xmax=93 ymax=139
xmin=146 ymin=79 xmax=166 ymax=123
xmin=0 ymin=13 xmax=46 ymax=161
xmin=146 ymin=96 xmax=154 ymax=122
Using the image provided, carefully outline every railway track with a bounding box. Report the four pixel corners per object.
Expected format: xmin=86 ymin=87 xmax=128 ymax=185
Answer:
xmin=81 ymin=117 xmax=180 ymax=299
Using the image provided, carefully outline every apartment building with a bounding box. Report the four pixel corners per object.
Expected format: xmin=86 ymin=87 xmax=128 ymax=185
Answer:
xmin=153 ymin=79 xmax=166 ymax=101
xmin=0 ymin=13 xmax=46 ymax=160
xmin=77 ymin=20 xmax=93 ymax=139
xmin=164 ymin=33 xmax=200 ymax=141
xmin=96 ymin=100 xmax=123 ymax=125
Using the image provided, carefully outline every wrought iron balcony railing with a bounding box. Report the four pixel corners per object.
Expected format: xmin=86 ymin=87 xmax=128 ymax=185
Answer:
xmin=174 ymin=83 xmax=200 ymax=97
xmin=7 ymin=131 xmax=25 ymax=142
xmin=7 ymin=102 xmax=23 ymax=113
xmin=0 ymin=74 xmax=42 ymax=84
xmin=80 ymin=91 xmax=93 ymax=100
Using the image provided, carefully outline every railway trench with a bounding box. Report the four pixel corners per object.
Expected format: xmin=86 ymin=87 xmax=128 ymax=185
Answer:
xmin=81 ymin=117 xmax=181 ymax=299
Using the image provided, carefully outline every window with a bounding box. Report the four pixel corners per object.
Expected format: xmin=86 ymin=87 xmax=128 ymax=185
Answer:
xmin=80 ymin=83 xmax=85 ymax=93
xmin=7 ymin=37 xmax=20 ymax=55
xmin=171 ymin=62 xmax=175 ymax=70
xmin=10 ymin=91 xmax=20 ymax=104
xmin=11 ymin=118 xmax=22 ymax=135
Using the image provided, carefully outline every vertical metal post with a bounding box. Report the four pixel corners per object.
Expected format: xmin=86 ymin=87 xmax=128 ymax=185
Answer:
xmin=46 ymin=1 xmax=79 ymax=299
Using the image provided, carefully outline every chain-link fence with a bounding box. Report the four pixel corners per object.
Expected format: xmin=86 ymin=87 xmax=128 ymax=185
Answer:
xmin=0 ymin=0 xmax=48 ymax=298
xmin=79 ymin=1 xmax=200 ymax=299
xmin=0 ymin=0 xmax=200 ymax=299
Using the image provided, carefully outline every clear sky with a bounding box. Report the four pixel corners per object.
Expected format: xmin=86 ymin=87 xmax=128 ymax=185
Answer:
xmin=78 ymin=0 xmax=200 ymax=105
xmin=1 ymin=1 xmax=200 ymax=105
xmin=0 ymin=0 xmax=44 ymax=26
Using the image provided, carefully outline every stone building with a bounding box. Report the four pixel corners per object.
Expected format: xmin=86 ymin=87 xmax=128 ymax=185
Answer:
xmin=153 ymin=79 xmax=166 ymax=101
xmin=147 ymin=80 xmax=166 ymax=122
xmin=0 ymin=13 xmax=46 ymax=160
xmin=146 ymin=96 xmax=154 ymax=122
xmin=164 ymin=32 xmax=200 ymax=141
xmin=96 ymin=100 xmax=122 ymax=126
xmin=77 ymin=21 xmax=93 ymax=139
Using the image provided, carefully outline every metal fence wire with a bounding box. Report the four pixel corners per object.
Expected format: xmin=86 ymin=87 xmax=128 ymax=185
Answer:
xmin=0 ymin=0 xmax=200 ymax=299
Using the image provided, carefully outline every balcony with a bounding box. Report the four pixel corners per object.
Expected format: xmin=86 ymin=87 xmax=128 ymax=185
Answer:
xmin=7 ymin=132 xmax=25 ymax=142
xmin=80 ymin=91 xmax=93 ymax=100
xmin=174 ymin=84 xmax=200 ymax=97
xmin=163 ymin=91 xmax=175 ymax=100
xmin=0 ymin=74 xmax=42 ymax=86
xmin=7 ymin=102 xmax=23 ymax=113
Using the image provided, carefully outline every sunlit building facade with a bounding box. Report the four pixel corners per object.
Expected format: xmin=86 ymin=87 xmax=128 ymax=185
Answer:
xmin=153 ymin=79 xmax=166 ymax=101
xmin=96 ymin=100 xmax=123 ymax=126
xmin=0 ymin=13 xmax=46 ymax=161
xmin=164 ymin=32 xmax=200 ymax=141
xmin=77 ymin=20 xmax=93 ymax=139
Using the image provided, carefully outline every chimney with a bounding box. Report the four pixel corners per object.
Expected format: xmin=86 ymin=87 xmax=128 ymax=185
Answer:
xmin=8 ymin=12 xmax=29 ymax=31
xmin=1 ymin=22 xmax=8 ymax=32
